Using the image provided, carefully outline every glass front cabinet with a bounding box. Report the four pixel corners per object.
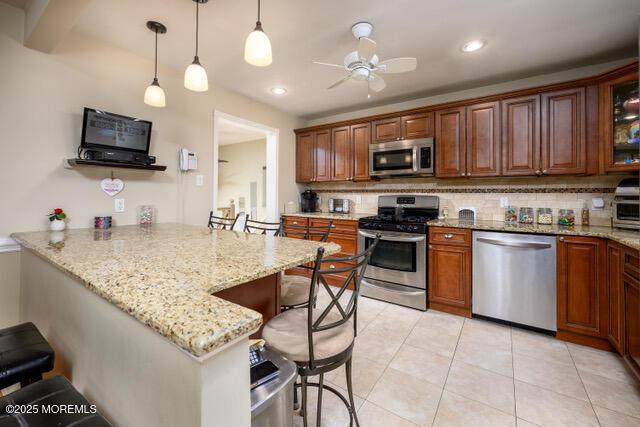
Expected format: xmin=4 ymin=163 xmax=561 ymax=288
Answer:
xmin=600 ymin=66 xmax=640 ymax=172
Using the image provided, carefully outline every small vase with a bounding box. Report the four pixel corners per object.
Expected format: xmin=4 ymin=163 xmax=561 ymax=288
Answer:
xmin=50 ymin=219 xmax=66 ymax=231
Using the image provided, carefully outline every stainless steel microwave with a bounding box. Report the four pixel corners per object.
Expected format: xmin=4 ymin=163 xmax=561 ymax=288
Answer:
xmin=369 ymin=138 xmax=434 ymax=177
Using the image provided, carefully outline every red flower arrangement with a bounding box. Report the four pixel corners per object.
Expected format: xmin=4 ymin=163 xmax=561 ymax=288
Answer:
xmin=48 ymin=208 xmax=67 ymax=222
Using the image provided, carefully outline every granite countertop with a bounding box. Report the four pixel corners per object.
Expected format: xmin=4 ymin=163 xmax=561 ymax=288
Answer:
xmin=428 ymin=219 xmax=639 ymax=250
xmin=281 ymin=212 xmax=374 ymax=221
xmin=11 ymin=224 xmax=340 ymax=357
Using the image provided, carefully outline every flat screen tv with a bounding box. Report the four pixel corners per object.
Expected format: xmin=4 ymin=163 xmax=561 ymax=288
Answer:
xmin=81 ymin=108 xmax=152 ymax=154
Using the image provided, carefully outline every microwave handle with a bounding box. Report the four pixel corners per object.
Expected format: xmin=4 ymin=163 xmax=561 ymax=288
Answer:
xmin=412 ymin=146 xmax=418 ymax=172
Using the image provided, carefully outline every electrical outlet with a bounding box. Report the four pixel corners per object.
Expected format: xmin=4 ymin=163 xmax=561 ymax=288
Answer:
xmin=500 ymin=197 xmax=509 ymax=208
xmin=196 ymin=175 xmax=204 ymax=186
xmin=114 ymin=198 xmax=125 ymax=213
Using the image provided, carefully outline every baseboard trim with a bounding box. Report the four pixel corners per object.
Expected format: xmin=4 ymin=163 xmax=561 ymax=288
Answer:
xmin=0 ymin=237 xmax=20 ymax=253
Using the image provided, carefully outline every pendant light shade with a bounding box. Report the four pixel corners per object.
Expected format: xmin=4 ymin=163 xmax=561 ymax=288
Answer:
xmin=185 ymin=0 xmax=209 ymax=92
xmin=144 ymin=21 xmax=167 ymax=108
xmin=244 ymin=0 xmax=272 ymax=66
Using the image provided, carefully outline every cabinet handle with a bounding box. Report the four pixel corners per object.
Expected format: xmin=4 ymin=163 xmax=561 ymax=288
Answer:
xmin=535 ymin=170 xmax=541 ymax=175
xmin=460 ymin=172 xmax=466 ymax=176
xmin=329 ymin=264 xmax=336 ymax=269
xmin=466 ymin=172 xmax=471 ymax=177
xmin=542 ymin=169 xmax=548 ymax=175
xmin=559 ymin=237 xmax=565 ymax=242
xmin=444 ymin=233 xmax=454 ymax=239
xmin=429 ymin=245 xmax=433 ymax=249
xmin=293 ymin=221 xmax=298 ymax=225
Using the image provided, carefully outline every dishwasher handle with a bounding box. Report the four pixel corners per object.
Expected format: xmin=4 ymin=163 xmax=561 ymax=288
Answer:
xmin=476 ymin=237 xmax=552 ymax=249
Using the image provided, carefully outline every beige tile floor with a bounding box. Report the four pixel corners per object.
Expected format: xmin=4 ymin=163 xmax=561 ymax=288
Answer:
xmin=293 ymin=287 xmax=640 ymax=427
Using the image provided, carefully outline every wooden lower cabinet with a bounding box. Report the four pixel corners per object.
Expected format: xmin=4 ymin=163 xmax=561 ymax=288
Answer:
xmin=624 ymin=275 xmax=640 ymax=377
xmin=428 ymin=228 xmax=472 ymax=317
xmin=607 ymin=242 xmax=624 ymax=353
xmin=557 ymin=235 xmax=610 ymax=349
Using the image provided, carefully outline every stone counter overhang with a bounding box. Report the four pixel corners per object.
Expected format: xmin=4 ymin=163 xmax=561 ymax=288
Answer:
xmin=427 ymin=219 xmax=639 ymax=250
xmin=11 ymin=224 xmax=340 ymax=357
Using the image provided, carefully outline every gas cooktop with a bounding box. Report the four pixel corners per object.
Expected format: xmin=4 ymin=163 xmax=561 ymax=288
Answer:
xmin=358 ymin=195 xmax=439 ymax=234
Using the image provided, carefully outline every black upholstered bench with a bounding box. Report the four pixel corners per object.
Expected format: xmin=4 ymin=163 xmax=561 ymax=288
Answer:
xmin=0 ymin=323 xmax=54 ymax=389
xmin=0 ymin=374 xmax=111 ymax=426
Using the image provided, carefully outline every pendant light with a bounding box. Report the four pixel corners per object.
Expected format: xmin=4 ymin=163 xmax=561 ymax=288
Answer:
xmin=244 ymin=0 xmax=272 ymax=66
xmin=184 ymin=0 xmax=209 ymax=92
xmin=144 ymin=21 xmax=167 ymax=108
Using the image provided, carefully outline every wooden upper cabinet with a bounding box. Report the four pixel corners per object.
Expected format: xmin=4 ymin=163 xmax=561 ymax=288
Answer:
xmin=295 ymin=132 xmax=314 ymax=183
xmin=541 ymin=87 xmax=587 ymax=175
xmin=466 ymin=101 xmax=501 ymax=177
xmin=557 ymin=235 xmax=607 ymax=338
xmin=435 ymin=107 xmax=466 ymax=178
xmin=314 ymin=130 xmax=331 ymax=182
xmin=501 ymin=95 xmax=541 ymax=176
xmin=599 ymin=68 xmax=640 ymax=173
xmin=351 ymin=122 xmax=371 ymax=181
xmin=607 ymin=242 xmax=624 ymax=353
xmin=401 ymin=112 xmax=434 ymax=139
xmin=331 ymin=126 xmax=352 ymax=181
xmin=372 ymin=117 xmax=401 ymax=143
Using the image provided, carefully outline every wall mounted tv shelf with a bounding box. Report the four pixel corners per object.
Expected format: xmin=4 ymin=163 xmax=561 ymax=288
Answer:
xmin=65 ymin=158 xmax=167 ymax=171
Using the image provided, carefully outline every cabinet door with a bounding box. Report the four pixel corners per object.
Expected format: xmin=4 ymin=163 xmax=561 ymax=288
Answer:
xmin=501 ymin=95 xmax=540 ymax=176
xmin=557 ymin=236 xmax=607 ymax=337
xmin=295 ymin=132 xmax=315 ymax=182
xmin=607 ymin=242 xmax=624 ymax=353
xmin=435 ymin=107 xmax=466 ymax=178
xmin=331 ymin=126 xmax=352 ymax=181
xmin=624 ymin=277 xmax=640 ymax=372
xmin=541 ymin=88 xmax=586 ymax=175
xmin=428 ymin=244 xmax=471 ymax=315
xmin=600 ymin=70 xmax=640 ymax=173
xmin=401 ymin=112 xmax=434 ymax=139
xmin=351 ymin=122 xmax=371 ymax=181
xmin=466 ymin=101 xmax=501 ymax=177
xmin=372 ymin=117 xmax=401 ymax=143
xmin=314 ymin=130 xmax=331 ymax=182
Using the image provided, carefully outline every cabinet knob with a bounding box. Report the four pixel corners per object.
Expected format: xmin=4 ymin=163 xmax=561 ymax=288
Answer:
xmin=397 ymin=137 xmax=401 ymax=140
xmin=444 ymin=233 xmax=453 ymax=239
xmin=535 ymin=169 xmax=541 ymax=175
xmin=461 ymin=172 xmax=466 ymax=176
xmin=559 ymin=237 xmax=565 ymax=242
xmin=467 ymin=172 xmax=471 ymax=177
xmin=293 ymin=221 xmax=298 ymax=225
xmin=542 ymin=169 xmax=548 ymax=175
xmin=429 ymin=245 xmax=433 ymax=249
xmin=329 ymin=264 xmax=336 ymax=269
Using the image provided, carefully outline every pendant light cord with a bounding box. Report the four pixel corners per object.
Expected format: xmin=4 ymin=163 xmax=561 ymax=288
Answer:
xmin=154 ymin=29 xmax=158 ymax=79
xmin=195 ymin=2 xmax=199 ymax=57
xmin=257 ymin=0 xmax=261 ymax=23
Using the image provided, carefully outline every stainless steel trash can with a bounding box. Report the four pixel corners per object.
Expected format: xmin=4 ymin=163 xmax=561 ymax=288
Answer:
xmin=251 ymin=347 xmax=297 ymax=427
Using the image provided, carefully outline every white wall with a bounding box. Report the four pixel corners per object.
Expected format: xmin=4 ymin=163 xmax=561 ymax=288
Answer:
xmin=218 ymin=139 xmax=267 ymax=220
xmin=307 ymin=58 xmax=636 ymax=125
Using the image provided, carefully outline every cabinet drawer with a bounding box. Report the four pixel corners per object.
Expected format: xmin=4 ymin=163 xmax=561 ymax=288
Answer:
xmin=327 ymin=235 xmax=357 ymax=255
xmin=429 ymin=228 xmax=471 ymax=246
xmin=624 ymin=248 xmax=639 ymax=280
xmin=309 ymin=219 xmax=357 ymax=236
xmin=282 ymin=216 xmax=309 ymax=227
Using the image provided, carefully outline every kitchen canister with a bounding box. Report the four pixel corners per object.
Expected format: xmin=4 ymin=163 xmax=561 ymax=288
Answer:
xmin=558 ymin=209 xmax=575 ymax=226
xmin=518 ymin=207 xmax=534 ymax=224
xmin=138 ymin=205 xmax=155 ymax=225
xmin=504 ymin=206 xmax=517 ymax=223
xmin=94 ymin=216 xmax=112 ymax=229
xmin=537 ymin=208 xmax=553 ymax=225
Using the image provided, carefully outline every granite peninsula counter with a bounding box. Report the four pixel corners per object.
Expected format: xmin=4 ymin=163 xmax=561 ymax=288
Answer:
xmin=11 ymin=223 xmax=339 ymax=427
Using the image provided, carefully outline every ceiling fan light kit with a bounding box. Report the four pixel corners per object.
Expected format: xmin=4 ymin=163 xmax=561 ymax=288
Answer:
xmin=144 ymin=21 xmax=167 ymax=108
xmin=184 ymin=0 xmax=209 ymax=92
xmin=313 ymin=22 xmax=417 ymax=98
xmin=244 ymin=0 xmax=273 ymax=66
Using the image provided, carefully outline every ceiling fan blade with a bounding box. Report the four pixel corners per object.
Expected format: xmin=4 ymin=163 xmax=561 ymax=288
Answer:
xmin=369 ymin=74 xmax=386 ymax=92
xmin=327 ymin=75 xmax=351 ymax=90
xmin=357 ymin=37 xmax=377 ymax=61
xmin=377 ymin=57 xmax=417 ymax=74
xmin=313 ymin=61 xmax=345 ymax=69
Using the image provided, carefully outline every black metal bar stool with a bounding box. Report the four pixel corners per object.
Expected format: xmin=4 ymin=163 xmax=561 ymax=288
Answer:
xmin=262 ymin=238 xmax=379 ymax=427
xmin=207 ymin=212 xmax=240 ymax=230
xmin=0 ymin=323 xmax=54 ymax=390
xmin=279 ymin=221 xmax=333 ymax=310
xmin=244 ymin=218 xmax=282 ymax=236
xmin=0 ymin=374 xmax=111 ymax=426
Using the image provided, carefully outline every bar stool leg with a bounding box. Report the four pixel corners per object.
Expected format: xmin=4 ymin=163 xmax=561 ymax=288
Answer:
xmin=301 ymin=375 xmax=308 ymax=427
xmin=345 ymin=357 xmax=360 ymax=427
xmin=293 ymin=378 xmax=299 ymax=410
xmin=316 ymin=373 xmax=324 ymax=427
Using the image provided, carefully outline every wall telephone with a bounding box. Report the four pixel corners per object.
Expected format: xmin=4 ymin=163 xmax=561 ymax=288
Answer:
xmin=179 ymin=148 xmax=198 ymax=171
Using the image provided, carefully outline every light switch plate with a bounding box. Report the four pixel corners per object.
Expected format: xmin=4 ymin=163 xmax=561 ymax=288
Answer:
xmin=500 ymin=197 xmax=509 ymax=208
xmin=196 ymin=175 xmax=204 ymax=186
xmin=114 ymin=198 xmax=125 ymax=213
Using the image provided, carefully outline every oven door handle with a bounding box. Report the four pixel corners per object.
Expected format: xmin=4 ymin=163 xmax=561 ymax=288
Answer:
xmin=362 ymin=279 xmax=425 ymax=296
xmin=358 ymin=230 xmax=426 ymax=242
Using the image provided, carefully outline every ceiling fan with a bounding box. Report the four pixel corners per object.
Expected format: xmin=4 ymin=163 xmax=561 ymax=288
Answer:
xmin=313 ymin=22 xmax=417 ymax=98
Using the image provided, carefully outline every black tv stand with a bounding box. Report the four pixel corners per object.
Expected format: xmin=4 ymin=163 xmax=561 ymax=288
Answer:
xmin=66 ymin=158 xmax=167 ymax=171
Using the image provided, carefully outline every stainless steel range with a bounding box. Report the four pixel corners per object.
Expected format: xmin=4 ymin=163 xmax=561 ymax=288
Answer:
xmin=357 ymin=195 xmax=439 ymax=310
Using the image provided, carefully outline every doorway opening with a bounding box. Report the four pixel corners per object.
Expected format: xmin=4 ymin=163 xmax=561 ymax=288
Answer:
xmin=213 ymin=111 xmax=279 ymax=223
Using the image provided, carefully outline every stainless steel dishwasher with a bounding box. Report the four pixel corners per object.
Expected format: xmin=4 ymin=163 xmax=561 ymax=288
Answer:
xmin=472 ymin=231 xmax=557 ymax=332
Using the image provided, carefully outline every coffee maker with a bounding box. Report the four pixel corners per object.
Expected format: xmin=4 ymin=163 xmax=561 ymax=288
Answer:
xmin=300 ymin=190 xmax=319 ymax=212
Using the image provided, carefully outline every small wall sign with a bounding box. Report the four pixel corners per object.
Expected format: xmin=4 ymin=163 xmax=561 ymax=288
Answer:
xmin=101 ymin=178 xmax=124 ymax=197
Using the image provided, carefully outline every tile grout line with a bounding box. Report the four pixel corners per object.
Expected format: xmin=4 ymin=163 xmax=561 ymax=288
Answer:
xmin=510 ymin=326 xmax=518 ymax=422
xmin=566 ymin=343 xmax=602 ymax=427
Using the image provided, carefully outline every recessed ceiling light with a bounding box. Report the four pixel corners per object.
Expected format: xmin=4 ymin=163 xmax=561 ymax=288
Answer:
xmin=270 ymin=87 xmax=287 ymax=95
xmin=461 ymin=40 xmax=485 ymax=53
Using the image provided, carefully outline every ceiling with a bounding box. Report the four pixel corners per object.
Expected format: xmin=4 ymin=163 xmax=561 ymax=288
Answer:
xmin=70 ymin=0 xmax=638 ymax=119
xmin=217 ymin=119 xmax=265 ymax=145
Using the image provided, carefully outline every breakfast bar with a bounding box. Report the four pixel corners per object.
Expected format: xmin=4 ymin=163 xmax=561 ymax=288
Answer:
xmin=10 ymin=224 xmax=339 ymax=427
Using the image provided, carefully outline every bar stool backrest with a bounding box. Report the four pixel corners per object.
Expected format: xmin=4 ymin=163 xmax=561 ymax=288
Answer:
xmin=244 ymin=217 xmax=282 ymax=236
xmin=208 ymin=212 xmax=240 ymax=230
xmin=305 ymin=237 xmax=380 ymax=369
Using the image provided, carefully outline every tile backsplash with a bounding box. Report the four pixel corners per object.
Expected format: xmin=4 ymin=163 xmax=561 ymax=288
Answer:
xmin=309 ymin=175 xmax=635 ymax=226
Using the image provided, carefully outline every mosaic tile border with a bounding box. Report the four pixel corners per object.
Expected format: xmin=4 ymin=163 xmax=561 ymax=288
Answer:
xmin=311 ymin=187 xmax=615 ymax=194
